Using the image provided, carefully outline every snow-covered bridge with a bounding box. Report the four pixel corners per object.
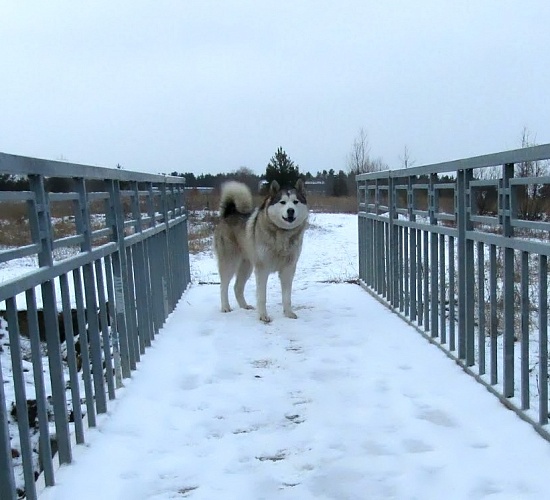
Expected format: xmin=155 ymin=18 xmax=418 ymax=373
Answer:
xmin=2 ymin=147 xmax=550 ymax=499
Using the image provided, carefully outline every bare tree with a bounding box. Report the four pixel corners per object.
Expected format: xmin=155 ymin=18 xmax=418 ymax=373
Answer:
xmin=347 ymin=128 xmax=371 ymax=174
xmin=347 ymin=128 xmax=388 ymax=175
xmin=399 ymin=145 xmax=416 ymax=169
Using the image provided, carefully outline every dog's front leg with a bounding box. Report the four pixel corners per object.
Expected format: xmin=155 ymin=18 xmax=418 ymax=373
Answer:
xmin=255 ymin=266 xmax=271 ymax=323
xmin=279 ymin=263 xmax=297 ymax=319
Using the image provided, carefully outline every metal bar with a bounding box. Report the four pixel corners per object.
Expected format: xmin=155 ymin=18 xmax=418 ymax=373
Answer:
xmin=58 ymin=273 xmax=85 ymax=444
xmin=130 ymin=182 xmax=152 ymax=351
xmin=423 ymin=229 xmax=429 ymax=331
xmin=449 ymin=236 xmax=456 ymax=352
xmin=104 ymin=254 xmax=123 ymax=388
xmin=25 ymin=287 xmax=55 ymax=485
xmin=125 ymin=245 xmax=140 ymax=366
xmin=539 ymin=255 xmax=548 ymax=425
xmin=404 ymin=226 xmax=410 ymax=316
xmin=106 ymin=180 xmax=132 ymax=378
xmin=416 ymin=229 xmax=422 ymax=326
xmin=477 ymin=241 xmax=486 ymax=375
xmin=490 ymin=244 xmax=498 ymax=385
xmin=429 ymin=174 xmax=438 ymax=338
xmin=457 ymin=170 xmax=466 ymax=359
xmin=6 ymin=297 xmax=37 ymax=500
xmin=502 ymin=163 xmax=515 ymax=398
xmin=356 ymin=143 xmax=550 ymax=180
xmin=75 ymin=177 xmax=107 ymax=414
xmin=0 ymin=243 xmax=117 ymax=303
xmin=439 ymin=234 xmax=446 ymax=344
xmin=389 ymin=176 xmax=399 ymax=307
xmin=29 ymin=174 xmax=72 ymax=465
xmin=398 ymin=225 xmax=404 ymax=311
xmin=0 ymin=151 xmax=182 ymax=183
xmin=0 ymin=243 xmax=41 ymax=265
xmin=95 ymin=259 xmax=115 ymax=400
xmin=0 ymin=346 xmax=16 ymax=499
xmin=73 ymin=268 xmax=96 ymax=428
xmin=520 ymin=251 xmax=530 ymax=410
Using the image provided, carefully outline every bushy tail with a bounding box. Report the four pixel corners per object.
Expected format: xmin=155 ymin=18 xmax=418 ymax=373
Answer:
xmin=219 ymin=181 xmax=254 ymax=217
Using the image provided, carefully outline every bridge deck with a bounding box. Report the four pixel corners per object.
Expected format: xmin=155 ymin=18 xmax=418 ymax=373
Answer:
xmin=38 ymin=279 xmax=550 ymax=500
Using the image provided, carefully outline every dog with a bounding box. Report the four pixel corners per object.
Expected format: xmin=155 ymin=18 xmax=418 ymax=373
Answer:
xmin=213 ymin=179 xmax=309 ymax=323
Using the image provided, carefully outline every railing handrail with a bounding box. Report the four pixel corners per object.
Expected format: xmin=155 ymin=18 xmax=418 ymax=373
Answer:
xmin=0 ymin=151 xmax=183 ymax=184
xmin=357 ymin=143 xmax=550 ymax=445
xmin=357 ymin=143 xmax=550 ymax=180
xmin=0 ymin=152 xmax=191 ymax=499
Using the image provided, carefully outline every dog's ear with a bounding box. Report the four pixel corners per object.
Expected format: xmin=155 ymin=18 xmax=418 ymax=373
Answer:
xmin=269 ymin=180 xmax=280 ymax=196
xmin=295 ymin=178 xmax=306 ymax=196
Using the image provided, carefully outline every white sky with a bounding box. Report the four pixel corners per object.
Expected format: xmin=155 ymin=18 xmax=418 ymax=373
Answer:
xmin=1 ymin=1 xmax=550 ymax=176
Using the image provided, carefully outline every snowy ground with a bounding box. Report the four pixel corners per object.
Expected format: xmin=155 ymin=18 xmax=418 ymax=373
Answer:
xmin=17 ymin=213 xmax=550 ymax=499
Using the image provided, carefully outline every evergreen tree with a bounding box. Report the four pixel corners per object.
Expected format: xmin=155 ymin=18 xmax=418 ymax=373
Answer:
xmin=333 ymin=170 xmax=349 ymax=197
xmin=265 ymin=147 xmax=300 ymax=186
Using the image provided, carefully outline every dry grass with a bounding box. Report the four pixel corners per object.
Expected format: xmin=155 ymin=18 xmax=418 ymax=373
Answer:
xmin=185 ymin=194 xmax=358 ymax=254
xmin=308 ymin=194 xmax=357 ymax=213
xmin=1 ymin=193 xmax=359 ymax=253
xmin=187 ymin=211 xmax=217 ymax=254
xmin=186 ymin=190 xmax=358 ymax=215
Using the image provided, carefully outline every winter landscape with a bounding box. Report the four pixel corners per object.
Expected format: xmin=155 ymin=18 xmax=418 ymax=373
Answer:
xmin=1 ymin=212 xmax=545 ymax=499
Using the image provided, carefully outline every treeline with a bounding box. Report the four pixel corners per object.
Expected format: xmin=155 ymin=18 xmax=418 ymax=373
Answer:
xmin=170 ymin=167 xmax=355 ymax=197
xmin=0 ymin=168 xmax=353 ymax=197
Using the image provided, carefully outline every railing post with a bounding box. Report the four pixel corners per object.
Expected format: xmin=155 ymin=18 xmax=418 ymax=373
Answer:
xmin=539 ymin=255 xmax=548 ymax=425
xmin=130 ymin=181 xmax=153 ymax=352
xmin=28 ymin=174 xmax=73 ymax=465
xmin=74 ymin=177 xmax=107 ymax=414
xmin=501 ymin=162 xmax=515 ymax=397
xmin=408 ymin=176 xmax=417 ymax=322
xmin=389 ymin=175 xmax=399 ymax=307
xmin=429 ymin=173 xmax=439 ymax=338
xmin=464 ymin=169 xmax=475 ymax=366
xmin=357 ymin=180 xmax=365 ymax=283
xmin=0 ymin=353 xmax=16 ymax=498
xmin=456 ymin=170 xmax=466 ymax=360
xmin=106 ymin=179 xmax=133 ymax=378
xmin=160 ymin=183 xmax=171 ymax=316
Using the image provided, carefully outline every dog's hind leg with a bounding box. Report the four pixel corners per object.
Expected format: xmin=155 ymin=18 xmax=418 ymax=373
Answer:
xmin=234 ymin=258 xmax=254 ymax=310
xmin=279 ymin=263 xmax=298 ymax=319
xmin=255 ymin=265 xmax=271 ymax=323
xmin=218 ymin=258 xmax=237 ymax=313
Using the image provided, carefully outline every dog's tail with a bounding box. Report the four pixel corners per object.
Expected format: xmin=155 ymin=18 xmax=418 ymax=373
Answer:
xmin=219 ymin=181 xmax=254 ymax=218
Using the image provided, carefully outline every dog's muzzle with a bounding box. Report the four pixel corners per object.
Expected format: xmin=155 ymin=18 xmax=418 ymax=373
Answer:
xmin=283 ymin=208 xmax=295 ymax=223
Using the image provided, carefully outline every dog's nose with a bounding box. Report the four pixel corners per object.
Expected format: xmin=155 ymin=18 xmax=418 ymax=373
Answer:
xmin=287 ymin=208 xmax=295 ymax=217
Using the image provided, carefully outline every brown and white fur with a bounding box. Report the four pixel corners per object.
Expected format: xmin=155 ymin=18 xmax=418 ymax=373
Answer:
xmin=213 ymin=179 xmax=309 ymax=323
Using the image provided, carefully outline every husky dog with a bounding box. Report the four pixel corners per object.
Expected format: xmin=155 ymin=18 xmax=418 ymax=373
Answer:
xmin=213 ymin=179 xmax=309 ymax=323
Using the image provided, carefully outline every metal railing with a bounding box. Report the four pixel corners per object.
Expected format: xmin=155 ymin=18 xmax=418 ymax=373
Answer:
xmin=357 ymin=144 xmax=550 ymax=441
xmin=0 ymin=153 xmax=191 ymax=499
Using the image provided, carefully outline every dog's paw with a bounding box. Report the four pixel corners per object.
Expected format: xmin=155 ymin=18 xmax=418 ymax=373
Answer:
xmin=259 ymin=313 xmax=272 ymax=323
xmin=242 ymin=304 xmax=255 ymax=310
xmin=284 ymin=311 xmax=298 ymax=319
xmin=221 ymin=306 xmax=232 ymax=313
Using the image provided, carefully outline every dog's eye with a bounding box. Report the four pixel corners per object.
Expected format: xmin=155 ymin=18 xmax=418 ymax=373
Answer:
xmin=293 ymin=200 xmax=299 ymax=205
xmin=280 ymin=201 xmax=286 ymax=205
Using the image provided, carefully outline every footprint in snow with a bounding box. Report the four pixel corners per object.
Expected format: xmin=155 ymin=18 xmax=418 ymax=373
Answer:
xmin=416 ymin=407 xmax=457 ymax=428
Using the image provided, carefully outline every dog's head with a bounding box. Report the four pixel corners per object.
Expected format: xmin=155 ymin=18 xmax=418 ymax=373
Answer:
xmin=265 ymin=179 xmax=309 ymax=230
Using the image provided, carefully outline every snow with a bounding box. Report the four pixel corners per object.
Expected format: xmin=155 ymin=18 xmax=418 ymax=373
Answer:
xmin=11 ymin=212 xmax=550 ymax=499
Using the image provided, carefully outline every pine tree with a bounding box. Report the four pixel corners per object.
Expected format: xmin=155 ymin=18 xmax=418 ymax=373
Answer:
xmin=265 ymin=147 xmax=300 ymax=187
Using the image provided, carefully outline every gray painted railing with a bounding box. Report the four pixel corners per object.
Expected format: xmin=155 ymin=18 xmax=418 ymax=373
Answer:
xmin=357 ymin=144 xmax=550 ymax=441
xmin=0 ymin=153 xmax=190 ymax=499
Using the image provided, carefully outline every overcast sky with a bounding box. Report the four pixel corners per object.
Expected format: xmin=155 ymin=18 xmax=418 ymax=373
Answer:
xmin=1 ymin=1 xmax=549 ymax=176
